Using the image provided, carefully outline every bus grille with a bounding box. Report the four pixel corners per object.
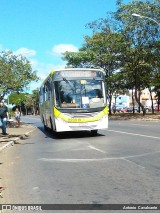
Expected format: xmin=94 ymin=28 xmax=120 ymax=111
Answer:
xmin=64 ymin=112 xmax=99 ymax=119
xmin=70 ymin=125 xmax=97 ymax=130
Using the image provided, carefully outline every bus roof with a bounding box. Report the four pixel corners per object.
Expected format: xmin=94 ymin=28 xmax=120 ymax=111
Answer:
xmin=40 ymin=68 xmax=105 ymax=88
xmin=50 ymin=68 xmax=104 ymax=75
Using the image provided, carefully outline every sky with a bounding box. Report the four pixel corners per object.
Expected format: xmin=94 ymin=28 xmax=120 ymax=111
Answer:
xmin=0 ymin=0 xmax=131 ymax=92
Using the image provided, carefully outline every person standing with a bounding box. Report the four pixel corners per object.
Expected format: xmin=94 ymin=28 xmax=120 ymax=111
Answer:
xmin=14 ymin=108 xmax=21 ymax=127
xmin=0 ymin=102 xmax=9 ymax=135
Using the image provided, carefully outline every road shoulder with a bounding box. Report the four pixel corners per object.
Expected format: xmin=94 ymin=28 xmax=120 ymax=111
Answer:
xmin=0 ymin=123 xmax=36 ymax=152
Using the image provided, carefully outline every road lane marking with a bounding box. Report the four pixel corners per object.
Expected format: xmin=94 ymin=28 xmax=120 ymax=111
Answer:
xmin=72 ymin=148 xmax=92 ymax=151
xmin=32 ymin=187 xmax=40 ymax=190
xmin=122 ymin=158 xmax=145 ymax=169
xmin=88 ymin=145 xmax=106 ymax=153
xmin=37 ymin=157 xmax=143 ymax=163
xmin=107 ymin=129 xmax=160 ymax=140
xmin=113 ymin=122 xmax=150 ymax=127
xmin=124 ymin=150 xmax=160 ymax=158
xmin=39 ymin=158 xmax=105 ymax=162
xmin=130 ymin=123 xmax=160 ymax=127
xmin=38 ymin=150 xmax=160 ymax=163
xmin=129 ymin=124 xmax=150 ymax=127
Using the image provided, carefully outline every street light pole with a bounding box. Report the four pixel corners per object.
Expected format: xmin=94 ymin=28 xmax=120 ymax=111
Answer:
xmin=132 ymin=13 xmax=160 ymax=26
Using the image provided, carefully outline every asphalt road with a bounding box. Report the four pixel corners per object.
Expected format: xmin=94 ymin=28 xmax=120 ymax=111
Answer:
xmin=1 ymin=116 xmax=160 ymax=212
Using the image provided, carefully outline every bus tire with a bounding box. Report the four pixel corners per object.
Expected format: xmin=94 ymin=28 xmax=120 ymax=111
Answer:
xmin=44 ymin=124 xmax=48 ymax=131
xmin=50 ymin=118 xmax=53 ymax=131
xmin=43 ymin=116 xmax=48 ymax=131
xmin=91 ymin=130 xmax=98 ymax=136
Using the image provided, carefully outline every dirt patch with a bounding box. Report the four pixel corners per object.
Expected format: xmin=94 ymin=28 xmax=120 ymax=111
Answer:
xmin=109 ymin=112 xmax=160 ymax=121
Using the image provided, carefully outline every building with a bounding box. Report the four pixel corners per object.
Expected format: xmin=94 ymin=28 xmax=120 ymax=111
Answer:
xmin=129 ymin=88 xmax=157 ymax=107
xmin=112 ymin=94 xmax=130 ymax=108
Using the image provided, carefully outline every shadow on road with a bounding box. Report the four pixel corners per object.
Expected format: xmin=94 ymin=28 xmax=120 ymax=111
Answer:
xmin=37 ymin=126 xmax=105 ymax=140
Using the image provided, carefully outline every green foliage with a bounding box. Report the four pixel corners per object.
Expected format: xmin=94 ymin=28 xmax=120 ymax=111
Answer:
xmin=8 ymin=90 xmax=39 ymax=115
xmin=8 ymin=93 xmax=27 ymax=106
xmin=0 ymin=50 xmax=39 ymax=101
xmin=62 ymin=0 xmax=160 ymax=114
xmin=114 ymin=0 xmax=160 ymax=111
xmin=24 ymin=89 xmax=39 ymax=115
xmin=62 ymin=51 xmax=94 ymax=68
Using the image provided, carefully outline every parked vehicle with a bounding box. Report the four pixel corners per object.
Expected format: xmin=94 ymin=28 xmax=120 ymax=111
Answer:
xmin=144 ymin=106 xmax=151 ymax=112
xmin=121 ymin=107 xmax=128 ymax=113
xmin=127 ymin=107 xmax=134 ymax=112
xmin=154 ymin=105 xmax=160 ymax=111
xmin=127 ymin=106 xmax=142 ymax=113
xmin=116 ymin=106 xmax=123 ymax=112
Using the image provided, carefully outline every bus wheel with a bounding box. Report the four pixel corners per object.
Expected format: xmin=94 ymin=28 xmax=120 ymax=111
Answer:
xmin=50 ymin=118 xmax=54 ymax=131
xmin=43 ymin=117 xmax=48 ymax=131
xmin=91 ymin=130 xmax=98 ymax=136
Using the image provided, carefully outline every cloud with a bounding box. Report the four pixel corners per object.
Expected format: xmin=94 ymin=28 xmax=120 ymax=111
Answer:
xmin=30 ymin=60 xmax=66 ymax=81
xmin=8 ymin=44 xmax=78 ymax=92
xmin=14 ymin=48 xmax=36 ymax=57
xmin=51 ymin=44 xmax=78 ymax=56
xmin=37 ymin=62 xmax=67 ymax=81
xmin=27 ymin=61 xmax=67 ymax=92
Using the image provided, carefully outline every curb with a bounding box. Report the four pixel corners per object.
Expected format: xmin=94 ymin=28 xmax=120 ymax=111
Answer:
xmin=0 ymin=140 xmax=15 ymax=152
xmin=0 ymin=128 xmax=36 ymax=153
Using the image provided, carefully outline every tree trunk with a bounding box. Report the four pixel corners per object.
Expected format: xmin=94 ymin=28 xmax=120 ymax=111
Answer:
xmin=149 ymin=87 xmax=154 ymax=114
xmin=32 ymin=107 xmax=36 ymax=116
xmin=134 ymin=88 xmax=145 ymax=115
xmin=131 ymin=88 xmax=135 ymax=115
xmin=108 ymin=93 xmax=112 ymax=115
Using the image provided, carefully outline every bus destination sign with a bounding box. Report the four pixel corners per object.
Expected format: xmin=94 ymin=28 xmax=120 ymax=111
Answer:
xmin=53 ymin=70 xmax=103 ymax=80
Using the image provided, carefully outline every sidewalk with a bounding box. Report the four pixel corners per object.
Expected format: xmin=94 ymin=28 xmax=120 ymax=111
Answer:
xmin=0 ymin=122 xmax=36 ymax=152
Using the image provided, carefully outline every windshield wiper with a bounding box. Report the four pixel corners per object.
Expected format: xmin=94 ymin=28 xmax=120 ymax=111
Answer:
xmin=63 ymin=78 xmax=74 ymax=91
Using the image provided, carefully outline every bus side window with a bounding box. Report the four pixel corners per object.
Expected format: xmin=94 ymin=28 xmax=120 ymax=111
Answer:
xmin=42 ymin=86 xmax=45 ymax=102
xmin=43 ymin=86 xmax=47 ymax=101
xmin=39 ymin=88 xmax=43 ymax=104
xmin=46 ymin=86 xmax=48 ymax=100
xmin=44 ymin=80 xmax=51 ymax=101
xmin=47 ymin=80 xmax=51 ymax=100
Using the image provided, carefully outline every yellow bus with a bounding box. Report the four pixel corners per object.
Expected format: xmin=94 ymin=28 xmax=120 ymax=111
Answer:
xmin=39 ymin=68 xmax=108 ymax=135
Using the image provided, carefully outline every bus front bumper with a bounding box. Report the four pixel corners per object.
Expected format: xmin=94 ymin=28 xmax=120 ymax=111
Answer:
xmin=55 ymin=116 xmax=108 ymax=132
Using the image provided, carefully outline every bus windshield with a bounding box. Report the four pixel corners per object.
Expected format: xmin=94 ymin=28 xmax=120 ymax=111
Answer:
xmin=54 ymin=79 xmax=106 ymax=109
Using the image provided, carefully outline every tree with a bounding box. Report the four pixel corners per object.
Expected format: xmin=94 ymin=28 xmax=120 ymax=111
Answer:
xmin=0 ymin=50 xmax=39 ymax=101
xmin=114 ymin=0 xmax=160 ymax=114
xmin=8 ymin=93 xmax=27 ymax=107
xmin=31 ymin=89 xmax=39 ymax=115
xmin=62 ymin=51 xmax=94 ymax=68
xmin=8 ymin=92 xmax=30 ymax=115
xmin=24 ymin=90 xmax=39 ymax=115
xmin=63 ymin=0 xmax=160 ymax=115
xmin=63 ymin=22 xmax=129 ymax=114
